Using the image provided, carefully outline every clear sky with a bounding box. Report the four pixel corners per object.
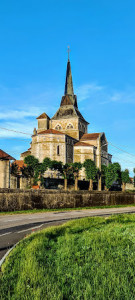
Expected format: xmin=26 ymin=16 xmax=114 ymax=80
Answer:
xmin=0 ymin=0 xmax=135 ymax=175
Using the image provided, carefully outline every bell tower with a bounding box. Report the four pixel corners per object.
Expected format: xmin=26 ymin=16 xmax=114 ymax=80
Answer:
xmin=51 ymin=48 xmax=89 ymax=140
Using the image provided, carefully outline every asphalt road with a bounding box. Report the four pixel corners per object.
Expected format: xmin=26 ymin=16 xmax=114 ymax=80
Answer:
xmin=0 ymin=206 xmax=135 ymax=262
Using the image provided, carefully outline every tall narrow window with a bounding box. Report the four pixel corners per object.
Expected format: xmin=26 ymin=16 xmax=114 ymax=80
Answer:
xmin=57 ymin=145 xmax=60 ymax=155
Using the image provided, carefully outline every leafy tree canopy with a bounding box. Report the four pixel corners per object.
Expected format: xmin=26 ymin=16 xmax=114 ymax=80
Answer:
xmin=50 ymin=160 xmax=63 ymax=172
xmin=112 ymin=162 xmax=121 ymax=184
xmin=24 ymin=155 xmax=39 ymax=169
xmin=121 ymin=169 xmax=130 ymax=184
xmin=83 ymin=159 xmax=97 ymax=180
xmin=105 ymin=164 xmax=115 ymax=189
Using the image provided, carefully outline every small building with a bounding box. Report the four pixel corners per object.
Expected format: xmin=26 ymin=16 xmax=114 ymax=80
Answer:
xmin=0 ymin=149 xmax=15 ymax=188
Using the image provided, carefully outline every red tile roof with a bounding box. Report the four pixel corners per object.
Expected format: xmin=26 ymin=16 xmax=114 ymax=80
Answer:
xmin=37 ymin=113 xmax=50 ymax=119
xmin=74 ymin=141 xmax=94 ymax=147
xmin=81 ymin=133 xmax=100 ymax=140
xmin=13 ymin=160 xmax=26 ymax=170
xmin=38 ymin=129 xmax=65 ymax=135
xmin=21 ymin=150 xmax=31 ymax=155
xmin=0 ymin=149 xmax=15 ymax=160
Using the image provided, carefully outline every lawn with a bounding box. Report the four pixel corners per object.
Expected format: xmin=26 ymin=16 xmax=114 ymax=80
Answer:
xmin=0 ymin=214 xmax=135 ymax=299
xmin=0 ymin=203 xmax=135 ymax=215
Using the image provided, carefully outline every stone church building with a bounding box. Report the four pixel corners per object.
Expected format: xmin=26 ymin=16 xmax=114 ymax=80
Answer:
xmin=21 ymin=57 xmax=112 ymax=179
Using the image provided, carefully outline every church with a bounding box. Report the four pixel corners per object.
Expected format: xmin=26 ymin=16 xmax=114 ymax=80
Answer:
xmin=20 ymin=56 xmax=112 ymax=180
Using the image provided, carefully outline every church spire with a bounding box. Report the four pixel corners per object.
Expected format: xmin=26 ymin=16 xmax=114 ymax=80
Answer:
xmin=64 ymin=47 xmax=74 ymax=95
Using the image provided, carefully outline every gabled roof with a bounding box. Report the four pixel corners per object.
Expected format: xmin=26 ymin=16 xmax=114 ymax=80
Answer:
xmin=74 ymin=141 xmax=95 ymax=147
xmin=0 ymin=149 xmax=15 ymax=160
xmin=81 ymin=133 xmax=100 ymax=140
xmin=38 ymin=129 xmax=65 ymax=135
xmin=37 ymin=113 xmax=50 ymax=120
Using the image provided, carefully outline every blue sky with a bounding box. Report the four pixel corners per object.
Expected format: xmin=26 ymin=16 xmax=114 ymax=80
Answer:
xmin=0 ymin=0 xmax=135 ymax=175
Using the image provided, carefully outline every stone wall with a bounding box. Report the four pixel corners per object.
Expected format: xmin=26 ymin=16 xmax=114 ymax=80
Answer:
xmin=0 ymin=189 xmax=135 ymax=212
xmin=125 ymin=183 xmax=135 ymax=190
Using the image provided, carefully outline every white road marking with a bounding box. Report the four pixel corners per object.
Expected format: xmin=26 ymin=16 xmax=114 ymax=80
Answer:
xmin=17 ymin=224 xmax=43 ymax=234
xmin=0 ymin=232 xmax=12 ymax=237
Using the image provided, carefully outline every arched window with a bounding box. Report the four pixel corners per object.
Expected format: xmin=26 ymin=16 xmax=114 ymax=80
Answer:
xmin=57 ymin=145 xmax=60 ymax=155
xmin=55 ymin=124 xmax=62 ymax=130
xmin=67 ymin=123 xmax=73 ymax=129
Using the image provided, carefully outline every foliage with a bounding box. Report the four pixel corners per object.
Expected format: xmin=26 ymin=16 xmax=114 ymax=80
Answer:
xmin=42 ymin=157 xmax=52 ymax=170
xmin=121 ymin=169 xmax=130 ymax=184
xmin=24 ymin=155 xmax=41 ymax=185
xmin=24 ymin=155 xmax=39 ymax=169
xmin=104 ymin=163 xmax=121 ymax=189
xmin=105 ymin=164 xmax=115 ymax=189
xmin=113 ymin=162 xmax=121 ymax=183
xmin=1 ymin=215 xmax=135 ymax=299
xmin=62 ymin=163 xmax=72 ymax=179
xmin=50 ymin=160 xmax=63 ymax=173
xmin=10 ymin=163 xmax=19 ymax=176
xmin=83 ymin=159 xmax=97 ymax=180
xmin=133 ymin=168 xmax=135 ymax=187
xmin=70 ymin=162 xmax=82 ymax=179
xmin=101 ymin=164 xmax=107 ymax=185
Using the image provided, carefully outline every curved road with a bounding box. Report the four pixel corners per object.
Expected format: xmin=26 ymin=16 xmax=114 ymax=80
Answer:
xmin=0 ymin=206 xmax=135 ymax=262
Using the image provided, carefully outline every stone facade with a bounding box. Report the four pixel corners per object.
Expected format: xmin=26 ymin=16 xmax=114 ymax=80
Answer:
xmin=0 ymin=160 xmax=9 ymax=188
xmin=20 ymin=57 xmax=112 ymax=178
xmin=0 ymin=150 xmax=15 ymax=188
xmin=30 ymin=129 xmax=77 ymax=164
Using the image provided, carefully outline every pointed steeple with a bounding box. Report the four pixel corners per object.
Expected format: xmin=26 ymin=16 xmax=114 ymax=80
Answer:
xmin=64 ymin=57 xmax=74 ymax=96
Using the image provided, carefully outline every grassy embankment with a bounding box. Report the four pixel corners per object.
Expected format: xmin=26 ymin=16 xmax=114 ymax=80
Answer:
xmin=0 ymin=203 xmax=135 ymax=215
xmin=1 ymin=214 xmax=135 ymax=299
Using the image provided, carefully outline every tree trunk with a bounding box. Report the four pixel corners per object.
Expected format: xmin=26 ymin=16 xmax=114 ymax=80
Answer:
xmin=122 ymin=182 xmax=125 ymax=192
xmin=64 ymin=178 xmax=67 ymax=191
xmin=89 ymin=179 xmax=93 ymax=191
xmin=98 ymin=176 xmax=102 ymax=191
xmin=75 ymin=177 xmax=78 ymax=191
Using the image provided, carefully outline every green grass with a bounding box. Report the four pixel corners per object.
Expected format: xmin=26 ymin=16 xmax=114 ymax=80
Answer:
xmin=1 ymin=214 xmax=135 ymax=300
xmin=1 ymin=203 xmax=135 ymax=215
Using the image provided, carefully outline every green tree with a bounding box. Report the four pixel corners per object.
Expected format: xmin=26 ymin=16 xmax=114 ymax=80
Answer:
xmin=121 ymin=169 xmax=130 ymax=192
xmin=11 ymin=162 xmax=19 ymax=176
xmin=24 ymin=155 xmax=40 ymax=185
xmin=113 ymin=162 xmax=121 ymax=184
xmin=101 ymin=165 xmax=107 ymax=190
xmin=42 ymin=157 xmax=52 ymax=170
xmin=104 ymin=163 xmax=122 ymax=191
xmin=71 ymin=162 xmax=82 ymax=191
xmin=133 ymin=168 xmax=135 ymax=187
xmin=83 ymin=159 xmax=97 ymax=191
xmin=105 ymin=164 xmax=115 ymax=190
xmin=62 ymin=163 xmax=72 ymax=191
xmin=50 ymin=160 xmax=63 ymax=174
